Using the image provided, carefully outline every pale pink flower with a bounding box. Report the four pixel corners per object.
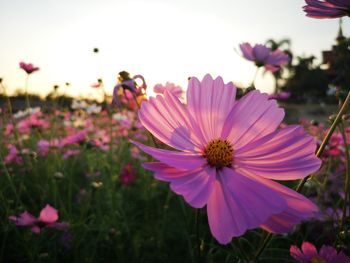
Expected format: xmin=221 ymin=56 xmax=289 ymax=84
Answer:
xmin=9 ymin=204 xmax=69 ymax=234
xmin=134 ymin=74 xmax=321 ymax=244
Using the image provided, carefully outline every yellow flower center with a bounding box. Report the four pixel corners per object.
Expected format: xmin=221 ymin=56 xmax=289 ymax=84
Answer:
xmin=203 ymin=139 xmax=233 ymax=169
xmin=311 ymin=256 xmax=327 ymax=263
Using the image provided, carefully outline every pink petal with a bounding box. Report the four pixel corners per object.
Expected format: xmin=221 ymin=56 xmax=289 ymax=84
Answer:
xmin=252 ymin=44 xmax=270 ymax=62
xmin=132 ymin=141 xmax=206 ymax=170
xmin=39 ymin=204 xmax=58 ymax=224
xmin=187 ymin=74 xmax=236 ymax=143
xmin=9 ymin=211 xmax=38 ymax=226
xmin=235 ymin=125 xmax=321 ymax=180
xmin=319 ymin=245 xmax=338 ymax=262
xmin=144 ymin=162 xmax=215 ymax=208
xmin=257 ymin=180 xmax=318 ymax=233
xmin=206 ymin=168 xmax=286 ymax=244
xmin=139 ymin=91 xmax=203 ymax=151
xmin=301 ymin=242 xmax=318 ymax=258
xmin=290 ymin=245 xmax=309 ymax=263
xmin=221 ymin=90 xmax=284 ymax=150
xmin=239 ymin=43 xmax=254 ymax=61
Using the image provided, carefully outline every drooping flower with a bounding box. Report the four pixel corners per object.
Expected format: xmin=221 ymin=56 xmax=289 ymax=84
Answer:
xmin=19 ymin=62 xmax=40 ymax=74
xmin=112 ymin=71 xmax=147 ymax=106
xmin=303 ymin=0 xmax=350 ymax=19
xmin=153 ymin=82 xmax=183 ymax=98
xmin=133 ymin=74 xmax=321 ymax=244
xmin=240 ymin=43 xmax=290 ymax=72
xmin=290 ymin=242 xmax=350 ymax=262
xmin=9 ymin=204 xmax=69 ymax=234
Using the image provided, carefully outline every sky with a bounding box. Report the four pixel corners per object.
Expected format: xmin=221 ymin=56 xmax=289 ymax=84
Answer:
xmin=0 ymin=0 xmax=349 ymax=100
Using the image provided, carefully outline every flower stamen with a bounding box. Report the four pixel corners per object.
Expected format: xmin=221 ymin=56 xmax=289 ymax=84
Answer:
xmin=204 ymin=139 xmax=233 ymax=169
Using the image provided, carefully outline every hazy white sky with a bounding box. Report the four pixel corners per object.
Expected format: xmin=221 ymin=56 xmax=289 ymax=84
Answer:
xmin=0 ymin=0 xmax=349 ymax=99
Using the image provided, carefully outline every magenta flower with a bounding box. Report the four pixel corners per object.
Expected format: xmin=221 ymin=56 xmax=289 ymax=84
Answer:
xmin=290 ymin=242 xmax=350 ymax=262
xmin=240 ymin=43 xmax=290 ymax=72
xmin=120 ymin=163 xmax=136 ymax=185
xmin=303 ymin=0 xmax=350 ymax=19
xmin=133 ymin=74 xmax=321 ymax=244
xmin=4 ymin=144 xmax=23 ymax=164
xmin=9 ymin=204 xmax=69 ymax=234
xmin=19 ymin=62 xmax=40 ymax=74
xmin=153 ymin=82 xmax=184 ymax=98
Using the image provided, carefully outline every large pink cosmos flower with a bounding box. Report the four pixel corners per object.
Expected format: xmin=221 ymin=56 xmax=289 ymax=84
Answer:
xmin=290 ymin=242 xmax=350 ymax=262
xmin=240 ymin=43 xmax=290 ymax=72
xmin=133 ymin=74 xmax=321 ymax=244
xmin=303 ymin=0 xmax=350 ymax=19
xmin=9 ymin=204 xmax=69 ymax=234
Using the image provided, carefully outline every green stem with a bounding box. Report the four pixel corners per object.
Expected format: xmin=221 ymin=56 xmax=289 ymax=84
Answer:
xmin=250 ymin=233 xmax=272 ymax=263
xmin=296 ymin=91 xmax=350 ymax=192
xmin=195 ymin=209 xmax=201 ymax=263
xmin=252 ymin=91 xmax=350 ymax=262
xmin=25 ymin=74 xmax=31 ymax=110
xmin=339 ymin=122 xmax=350 ymax=231
xmin=250 ymin=67 xmax=259 ymax=89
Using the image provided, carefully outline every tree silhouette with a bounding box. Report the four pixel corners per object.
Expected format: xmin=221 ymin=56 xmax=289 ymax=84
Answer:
xmin=265 ymin=38 xmax=293 ymax=94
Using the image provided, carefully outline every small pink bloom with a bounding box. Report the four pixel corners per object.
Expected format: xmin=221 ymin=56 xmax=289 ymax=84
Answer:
xmin=303 ymin=0 xmax=350 ymax=19
xmin=4 ymin=144 xmax=23 ymax=164
xmin=59 ymin=131 xmax=87 ymax=147
xmin=134 ymin=74 xmax=321 ymax=244
xmin=19 ymin=62 xmax=40 ymax=74
xmin=9 ymin=204 xmax=69 ymax=234
xmin=240 ymin=43 xmax=290 ymax=72
xmin=290 ymin=242 xmax=350 ymax=262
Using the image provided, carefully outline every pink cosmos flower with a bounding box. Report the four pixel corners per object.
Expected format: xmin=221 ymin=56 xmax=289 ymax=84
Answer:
xmin=303 ymin=0 xmax=350 ymax=19
xmin=290 ymin=242 xmax=350 ymax=262
xmin=59 ymin=130 xmax=87 ymax=147
xmin=133 ymin=74 xmax=321 ymax=244
xmin=9 ymin=204 xmax=69 ymax=234
xmin=19 ymin=62 xmax=40 ymax=74
xmin=240 ymin=43 xmax=290 ymax=72
xmin=153 ymin=82 xmax=183 ymax=98
xmin=17 ymin=111 xmax=49 ymax=134
xmin=4 ymin=144 xmax=23 ymax=164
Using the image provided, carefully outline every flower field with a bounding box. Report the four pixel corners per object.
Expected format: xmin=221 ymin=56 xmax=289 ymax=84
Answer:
xmin=1 ymin=1 xmax=350 ymax=262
